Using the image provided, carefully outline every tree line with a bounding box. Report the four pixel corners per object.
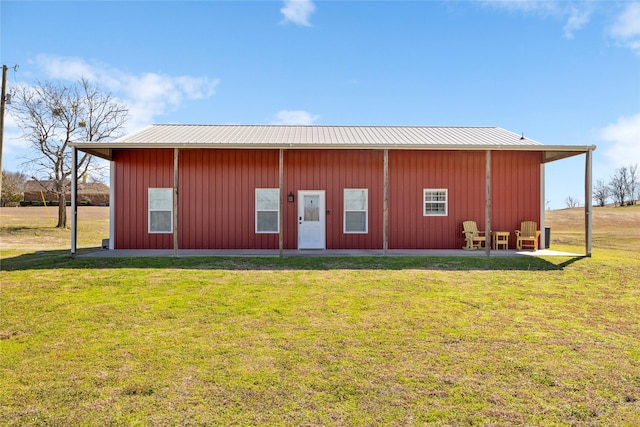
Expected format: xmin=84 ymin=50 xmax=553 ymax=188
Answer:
xmin=1 ymin=170 xmax=27 ymax=206
xmin=593 ymin=164 xmax=638 ymax=208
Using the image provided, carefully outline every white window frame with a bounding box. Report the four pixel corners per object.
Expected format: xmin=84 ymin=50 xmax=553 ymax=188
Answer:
xmin=148 ymin=188 xmax=173 ymax=234
xmin=423 ymin=188 xmax=448 ymax=216
xmin=255 ymin=188 xmax=280 ymax=234
xmin=343 ymin=188 xmax=368 ymax=234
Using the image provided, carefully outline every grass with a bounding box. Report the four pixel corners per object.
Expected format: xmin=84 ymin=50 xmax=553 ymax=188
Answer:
xmin=0 ymin=206 xmax=109 ymax=250
xmin=1 ymin=207 xmax=639 ymax=425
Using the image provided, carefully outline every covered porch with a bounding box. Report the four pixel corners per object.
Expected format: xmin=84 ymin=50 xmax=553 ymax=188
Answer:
xmin=77 ymin=248 xmax=584 ymax=259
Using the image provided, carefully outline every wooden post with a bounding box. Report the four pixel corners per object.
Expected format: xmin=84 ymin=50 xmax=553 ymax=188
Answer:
xmin=540 ymin=163 xmax=546 ymax=250
xmin=383 ymin=149 xmax=389 ymax=256
xmin=109 ymin=161 xmax=115 ymax=250
xmin=485 ymin=150 xmax=491 ymax=257
xmin=71 ymin=146 xmax=78 ymax=257
xmin=279 ymin=148 xmax=284 ymax=258
xmin=585 ymin=148 xmax=593 ymax=257
xmin=0 ymin=65 xmax=7 ymax=197
xmin=173 ymin=148 xmax=179 ymax=258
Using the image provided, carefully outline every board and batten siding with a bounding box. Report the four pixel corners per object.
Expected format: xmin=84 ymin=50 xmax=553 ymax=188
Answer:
xmin=282 ymin=149 xmax=384 ymax=250
xmin=387 ymin=150 xmax=541 ymax=249
xmin=113 ymin=148 xmax=541 ymax=250
xmin=179 ymin=149 xmax=279 ymax=249
xmin=490 ymin=151 xmax=542 ymax=248
xmin=114 ymin=149 xmax=174 ymax=249
xmin=114 ymin=148 xmax=280 ymax=249
xmin=388 ymin=150 xmax=486 ymax=249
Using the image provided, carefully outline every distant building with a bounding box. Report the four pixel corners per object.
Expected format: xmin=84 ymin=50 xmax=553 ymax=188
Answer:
xmin=23 ymin=179 xmax=109 ymax=206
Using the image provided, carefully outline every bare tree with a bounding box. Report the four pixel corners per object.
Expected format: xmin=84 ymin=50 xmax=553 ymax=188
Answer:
xmin=564 ymin=196 xmax=580 ymax=208
xmin=609 ymin=166 xmax=628 ymax=207
xmin=628 ymin=164 xmax=638 ymax=205
xmin=10 ymin=79 xmax=127 ymax=227
xmin=1 ymin=170 xmax=27 ymax=206
xmin=593 ymin=179 xmax=610 ymax=207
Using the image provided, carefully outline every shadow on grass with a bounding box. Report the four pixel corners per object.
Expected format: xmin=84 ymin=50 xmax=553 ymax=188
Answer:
xmin=2 ymin=225 xmax=51 ymax=233
xmin=0 ymin=248 xmax=586 ymax=272
xmin=555 ymin=257 xmax=585 ymax=269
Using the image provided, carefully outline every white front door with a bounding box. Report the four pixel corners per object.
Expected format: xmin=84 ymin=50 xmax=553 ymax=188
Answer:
xmin=298 ymin=190 xmax=326 ymax=249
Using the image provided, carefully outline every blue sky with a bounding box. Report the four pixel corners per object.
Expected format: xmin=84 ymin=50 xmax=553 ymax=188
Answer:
xmin=1 ymin=0 xmax=639 ymax=209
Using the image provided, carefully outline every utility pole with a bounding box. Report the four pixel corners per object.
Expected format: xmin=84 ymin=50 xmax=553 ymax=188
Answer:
xmin=0 ymin=65 xmax=8 ymax=196
xmin=0 ymin=64 xmax=18 ymax=199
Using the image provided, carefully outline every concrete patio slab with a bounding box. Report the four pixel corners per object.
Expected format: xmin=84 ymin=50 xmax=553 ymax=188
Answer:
xmin=77 ymin=248 xmax=584 ymax=259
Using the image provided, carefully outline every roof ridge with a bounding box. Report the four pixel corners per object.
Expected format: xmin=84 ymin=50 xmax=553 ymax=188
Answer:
xmin=150 ymin=124 xmax=499 ymax=129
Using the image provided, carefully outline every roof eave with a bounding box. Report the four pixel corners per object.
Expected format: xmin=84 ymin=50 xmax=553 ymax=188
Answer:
xmin=70 ymin=142 xmax=595 ymax=162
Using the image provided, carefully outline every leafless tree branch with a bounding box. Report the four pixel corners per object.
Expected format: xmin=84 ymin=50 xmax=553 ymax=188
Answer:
xmin=9 ymin=79 xmax=127 ymax=227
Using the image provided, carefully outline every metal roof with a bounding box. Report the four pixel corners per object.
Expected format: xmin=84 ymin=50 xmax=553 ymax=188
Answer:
xmin=71 ymin=124 xmax=595 ymax=162
xmin=115 ymin=124 xmax=541 ymax=146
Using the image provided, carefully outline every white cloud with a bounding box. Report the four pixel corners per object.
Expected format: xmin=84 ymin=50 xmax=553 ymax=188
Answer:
xmin=481 ymin=1 xmax=559 ymax=15
xmin=36 ymin=55 xmax=98 ymax=82
xmin=483 ymin=1 xmax=640 ymax=53
xmin=271 ymin=110 xmax=319 ymax=125
xmin=33 ymin=55 xmax=220 ymax=131
xmin=609 ymin=2 xmax=640 ymax=54
xmin=481 ymin=1 xmax=592 ymax=39
xmin=598 ymin=113 xmax=640 ymax=168
xmin=2 ymin=114 xmax=30 ymax=153
xmin=280 ymin=0 xmax=316 ymax=27
xmin=563 ymin=7 xmax=592 ymax=39
xmin=610 ymin=3 xmax=640 ymax=39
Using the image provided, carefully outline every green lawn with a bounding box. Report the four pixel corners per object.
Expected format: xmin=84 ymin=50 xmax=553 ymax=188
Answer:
xmin=1 ymin=208 xmax=639 ymax=425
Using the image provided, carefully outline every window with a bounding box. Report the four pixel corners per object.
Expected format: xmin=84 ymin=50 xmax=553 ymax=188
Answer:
xmin=344 ymin=189 xmax=368 ymax=233
xmin=423 ymin=189 xmax=448 ymax=216
xmin=256 ymin=188 xmax=279 ymax=233
xmin=149 ymin=188 xmax=173 ymax=233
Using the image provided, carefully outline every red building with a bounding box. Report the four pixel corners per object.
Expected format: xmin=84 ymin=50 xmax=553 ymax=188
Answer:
xmin=71 ymin=125 xmax=595 ymax=255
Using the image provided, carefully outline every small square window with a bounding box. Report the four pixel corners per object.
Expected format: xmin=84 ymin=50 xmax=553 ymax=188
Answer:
xmin=423 ymin=189 xmax=448 ymax=216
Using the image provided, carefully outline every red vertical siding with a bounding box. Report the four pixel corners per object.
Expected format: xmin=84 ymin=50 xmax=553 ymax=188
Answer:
xmin=491 ymin=151 xmax=541 ymax=248
xmin=283 ymin=149 xmax=384 ymax=249
xmin=114 ymin=149 xmax=174 ymax=249
xmin=178 ymin=149 xmax=279 ymax=249
xmin=389 ymin=151 xmax=486 ymax=249
xmin=113 ymin=148 xmax=541 ymax=250
xmin=388 ymin=150 xmax=541 ymax=249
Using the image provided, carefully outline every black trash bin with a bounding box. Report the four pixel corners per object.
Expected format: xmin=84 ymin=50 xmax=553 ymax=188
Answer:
xmin=545 ymin=227 xmax=551 ymax=249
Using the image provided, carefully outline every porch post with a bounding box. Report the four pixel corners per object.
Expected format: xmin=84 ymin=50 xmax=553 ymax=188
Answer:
xmin=585 ymin=148 xmax=593 ymax=257
xmin=383 ymin=149 xmax=389 ymax=256
xmin=109 ymin=161 xmax=115 ymax=250
xmin=71 ymin=146 xmax=78 ymax=257
xmin=485 ymin=150 xmax=491 ymax=257
xmin=540 ymin=163 xmax=546 ymax=249
xmin=173 ymin=148 xmax=179 ymax=258
xmin=279 ymin=148 xmax=284 ymax=258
